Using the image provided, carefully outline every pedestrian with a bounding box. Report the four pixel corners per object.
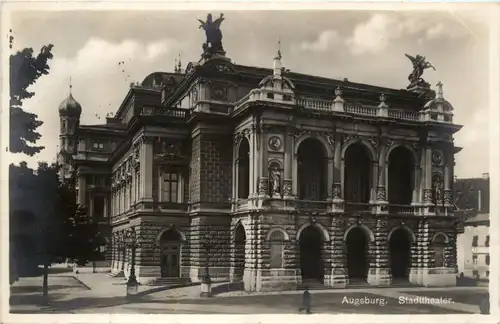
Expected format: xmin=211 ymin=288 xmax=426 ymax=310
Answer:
xmin=298 ymin=286 xmax=312 ymax=314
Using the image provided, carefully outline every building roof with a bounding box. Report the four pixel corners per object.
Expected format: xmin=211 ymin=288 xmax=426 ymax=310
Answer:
xmin=58 ymin=93 xmax=82 ymax=117
xmin=141 ymin=71 xmax=185 ymax=88
xmin=465 ymin=213 xmax=490 ymax=225
xmin=229 ymin=62 xmax=429 ymax=109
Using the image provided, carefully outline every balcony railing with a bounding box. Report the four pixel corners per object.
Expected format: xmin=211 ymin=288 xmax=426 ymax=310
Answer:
xmin=140 ymin=106 xmax=190 ymax=119
xmin=388 ymin=204 xmax=415 ymax=216
xmin=344 ymin=202 xmax=372 ymax=213
xmin=344 ymin=102 xmax=377 ymax=116
xmin=295 ymin=200 xmax=329 ymax=211
xmin=235 ymin=93 xmax=423 ymax=122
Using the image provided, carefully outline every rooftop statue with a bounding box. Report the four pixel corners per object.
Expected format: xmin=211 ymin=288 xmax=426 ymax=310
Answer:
xmin=405 ymin=54 xmax=435 ymax=88
xmin=198 ymin=13 xmax=225 ymax=55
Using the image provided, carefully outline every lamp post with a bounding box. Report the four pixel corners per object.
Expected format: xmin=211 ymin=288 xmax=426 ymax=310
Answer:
xmin=200 ymin=230 xmax=213 ymax=297
xmin=125 ymin=227 xmax=139 ymax=299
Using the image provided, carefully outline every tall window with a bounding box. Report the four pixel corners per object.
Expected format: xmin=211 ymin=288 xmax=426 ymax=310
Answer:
xmin=485 ymin=255 xmax=490 ymax=266
xmin=137 ymin=173 xmax=141 ymax=201
xmin=472 ymin=255 xmax=478 ymax=264
xmin=269 ymin=231 xmax=285 ymax=269
xmin=485 ymin=235 xmax=490 ymax=247
xmin=472 ymin=235 xmax=478 ymax=247
xmin=93 ymin=196 xmax=105 ymax=219
xmin=160 ymin=172 xmax=180 ymax=203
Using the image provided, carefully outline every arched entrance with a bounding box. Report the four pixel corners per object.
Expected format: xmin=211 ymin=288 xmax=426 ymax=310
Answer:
xmin=233 ymin=223 xmax=246 ymax=281
xmin=388 ymin=146 xmax=415 ymax=205
xmin=297 ymin=138 xmax=327 ymax=200
xmin=299 ymin=225 xmax=324 ymax=283
xmin=389 ymin=228 xmax=412 ymax=282
xmin=237 ymin=139 xmax=250 ymax=199
xmin=159 ymin=228 xmax=183 ymax=278
xmin=344 ymin=143 xmax=372 ymax=204
xmin=345 ymin=226 xmax=369 ymax=282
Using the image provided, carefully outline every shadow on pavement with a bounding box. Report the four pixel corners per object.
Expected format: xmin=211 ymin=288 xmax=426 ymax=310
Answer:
xmin=11 ymin=285 xmax=87 ymax=294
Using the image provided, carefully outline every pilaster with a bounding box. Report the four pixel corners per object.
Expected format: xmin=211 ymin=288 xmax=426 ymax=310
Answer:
xmin=331 ymin=135 xmax=343 ymax=213
xmin=283 ymin=129 xmax=293 ymax=199
xmin=77 ymin=175 xmax=86 ymax=206
xmin=139 ymin=136 xmax=154 ymax=202
xmin=367 ymin=218 xmax=391 ymax=286
xmin=326 ymin=217 xmax=347 ymax=288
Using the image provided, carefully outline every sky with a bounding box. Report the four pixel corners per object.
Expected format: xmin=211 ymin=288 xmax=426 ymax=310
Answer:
xmin=6 ymin=8 xmax=493 ymax=178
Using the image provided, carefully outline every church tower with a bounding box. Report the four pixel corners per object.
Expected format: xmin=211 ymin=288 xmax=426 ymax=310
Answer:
xmin=57 ymin=80 xmax=82 ymax=181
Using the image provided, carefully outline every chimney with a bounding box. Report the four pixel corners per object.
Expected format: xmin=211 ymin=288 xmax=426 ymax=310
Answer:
xmin=482 ymin=172 xmax=489 ymax=179
xmin=477 ymin=189 xmax=482 ymax=211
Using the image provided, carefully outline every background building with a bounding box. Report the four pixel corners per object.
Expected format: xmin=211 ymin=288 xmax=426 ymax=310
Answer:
xmin=58 ymin=13 xmax=463 ymax=291
xmin=456 ymin=173 xmax=490 ymax=279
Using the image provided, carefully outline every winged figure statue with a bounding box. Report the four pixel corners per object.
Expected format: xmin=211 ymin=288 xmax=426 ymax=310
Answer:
xmin=198 ymin=13 xmax=225 ymax=54
xmin=405 ymin=54 xmax=435 ymax=86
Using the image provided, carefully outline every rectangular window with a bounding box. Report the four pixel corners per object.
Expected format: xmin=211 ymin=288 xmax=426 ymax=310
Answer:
xmin=92 ymin=142 xmax=105 ymax=150
xmin=485 ymin=254 xmax=490 ymax=266
xmin=93 ymin=196 xmax=105 ymax=219
xmin=160 ymin=172 xmax=181 ymax=203
xmin=473 ymin=254 xmax=478 ymax=264
xmin=485 ymin=235 xmax=490 ymax=247
xmin=472 ymin=235 xmax=478 ymax=247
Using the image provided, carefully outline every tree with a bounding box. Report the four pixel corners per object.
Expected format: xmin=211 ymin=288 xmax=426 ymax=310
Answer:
xmin=9 ymin=162 xmax=100 ymax=302
xmin=9 ymin=43 xmax=54 ymax=156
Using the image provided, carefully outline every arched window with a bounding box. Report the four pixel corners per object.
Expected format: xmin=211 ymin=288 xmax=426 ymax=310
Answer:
xmin=237 ymin=139 xmax=250 ymax=199
xmin=269 ymin=230 xmax=286 ymax=269
xmin=432 ymin=233 xmax=448 ymax=267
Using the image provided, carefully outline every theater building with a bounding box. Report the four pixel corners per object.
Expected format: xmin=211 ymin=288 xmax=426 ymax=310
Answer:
xmin=58 ymin=15 xmax=463 ymax=291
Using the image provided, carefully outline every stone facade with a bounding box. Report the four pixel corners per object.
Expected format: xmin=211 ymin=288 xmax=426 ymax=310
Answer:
xmin=58 ymin=33 xmax=462 ymax=291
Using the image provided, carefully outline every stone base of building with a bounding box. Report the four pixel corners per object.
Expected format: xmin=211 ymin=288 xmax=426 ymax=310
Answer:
xmin=422 ymin=267 xmax=457 ymax=287
xmin=367 ymin=268 xmax=391 ymax=286
xmin=189 ymin=266 xmax=230 ymax=283
xmin=409 ymin=267 xmax=422 ymax=285
xmin=409 ymin=267 xmax=457 ymax=287
xmin=325 ymin=268 xmax=348 ymax=288
xmin=243 ymin=269 xmax=301 ymax=292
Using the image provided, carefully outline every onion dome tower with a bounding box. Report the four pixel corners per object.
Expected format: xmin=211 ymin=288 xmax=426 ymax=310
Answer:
xmin=57 ymin=78 xmax=82 ymax=180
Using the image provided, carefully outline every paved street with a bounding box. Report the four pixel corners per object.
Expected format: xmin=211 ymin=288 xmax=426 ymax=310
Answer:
xmin=10 ymin=269 xmax=489 ymax=314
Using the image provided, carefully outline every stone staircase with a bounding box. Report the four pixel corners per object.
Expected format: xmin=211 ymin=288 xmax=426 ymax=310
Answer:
xmin=298 ymin=279 xmax=326 ymax=290
xmin=148 ymin=277 xmax=191 ymax=287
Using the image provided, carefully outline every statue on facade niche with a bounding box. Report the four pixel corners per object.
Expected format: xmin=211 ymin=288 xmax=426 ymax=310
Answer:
xmin=405 ymin=54 xmax=435 ymax=88
xmin=433 ymin=177 xmax=444 ymax=204
xmin=198 ymin=13 xmax=225 ymax=55
xmin=270 ymin=167 xmax=281 ymax=196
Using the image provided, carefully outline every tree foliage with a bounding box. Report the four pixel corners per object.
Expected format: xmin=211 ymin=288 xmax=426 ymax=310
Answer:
xmin=9 ymin=162 xmax=101 ymax=282
xmin=9 ymin=44 xmax=54 ymax=156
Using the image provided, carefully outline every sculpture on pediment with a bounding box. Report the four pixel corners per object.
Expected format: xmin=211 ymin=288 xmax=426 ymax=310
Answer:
xmin=198 ymin=13 xmax=225 ymax=55
xmin=405 ymin=54 xmax=435 ymax=89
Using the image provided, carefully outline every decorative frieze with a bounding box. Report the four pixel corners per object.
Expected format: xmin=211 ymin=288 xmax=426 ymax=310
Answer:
xmin=282 ymin=179 xmax=292 ymax=196
xmin=332 ymin=183 xmax=342 ymax=200
xmin=258 ymin=177 xmax=269 ymax=195
xmin=431 ymin=150 xmax=444 ymax=166
xmin=443 ymin=189 xmax=453 ymax=205
xmin=376 ymin=186 xmax=387 ymax=201
xmin=424 ymin=189 xmax=433 ymax=203
xmin=268 ymin=136 xmax=282 ymax=151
